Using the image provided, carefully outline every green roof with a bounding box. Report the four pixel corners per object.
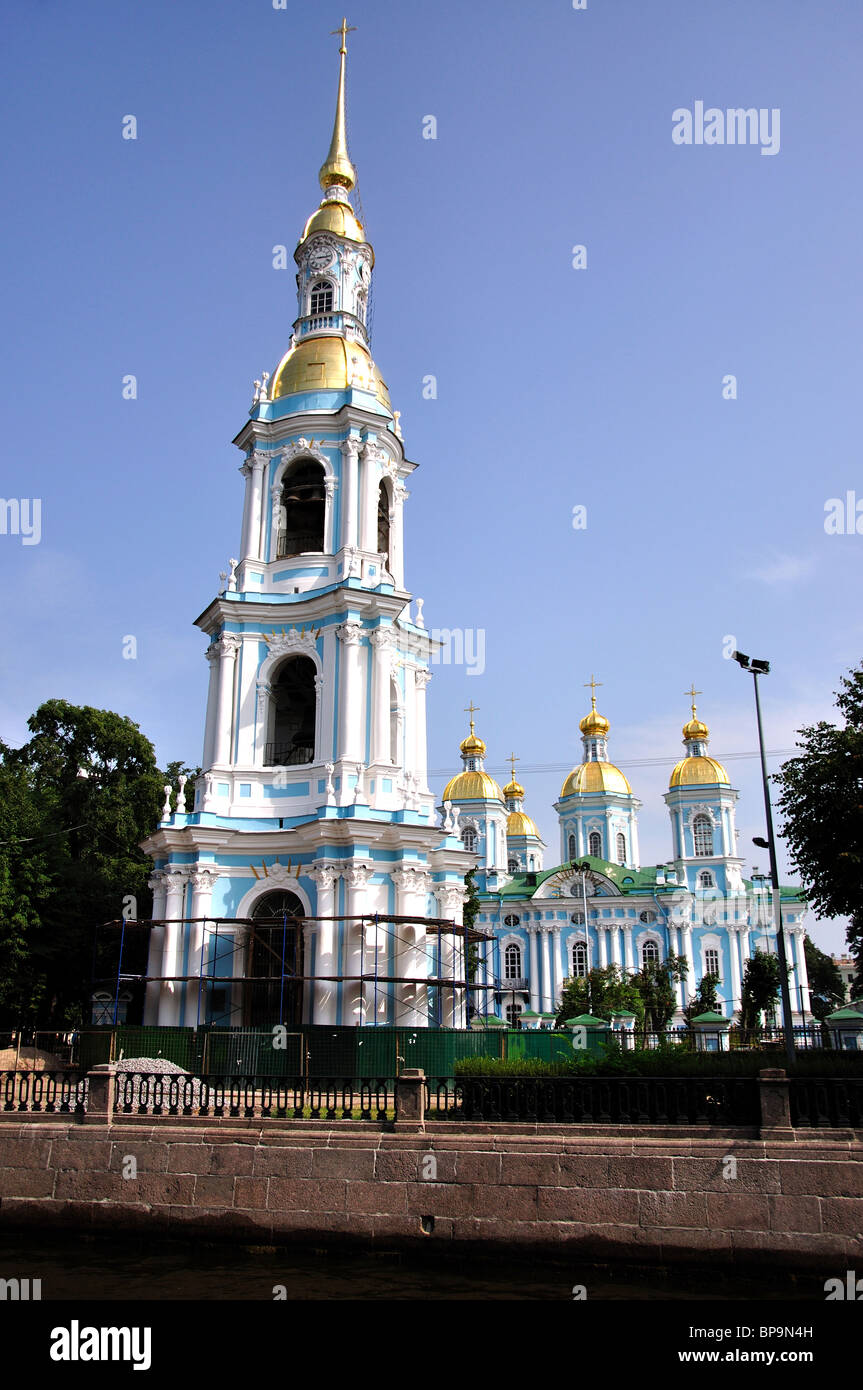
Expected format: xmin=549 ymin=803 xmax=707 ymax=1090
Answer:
xmin=690 ymin=1011 xmax=729 ymax=1024
xmin=564 ymin=1013 xmax=609 ymax=1027
xmin=479 ymin=860 xmax=805 ymax=904
xmin=825 ymin=1004 xmax=863 ymax=1023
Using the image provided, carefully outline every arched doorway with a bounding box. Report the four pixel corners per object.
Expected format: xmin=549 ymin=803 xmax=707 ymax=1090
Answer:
xmin=247 ymin=890 xmax=305 ymax=1026
xmin=377 ymin=480 xmax=391 ymax=569
xmin=277 ymin=459 xmax=325 ymax=556
xmin=267 ymin=656 xmax=316 ymax=765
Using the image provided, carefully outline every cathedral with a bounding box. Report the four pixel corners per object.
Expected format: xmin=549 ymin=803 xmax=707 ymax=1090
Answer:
xmin=139 ymin=30 xmax=809 ymax=1032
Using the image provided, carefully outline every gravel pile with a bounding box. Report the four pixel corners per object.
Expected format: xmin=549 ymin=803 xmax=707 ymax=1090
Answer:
xmin=114 ymin=1057 xmax=205 ymax=1110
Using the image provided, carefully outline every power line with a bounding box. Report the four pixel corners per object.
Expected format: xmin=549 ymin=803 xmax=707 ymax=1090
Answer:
xmin=428 ymin=748 xmax=797 ymax=778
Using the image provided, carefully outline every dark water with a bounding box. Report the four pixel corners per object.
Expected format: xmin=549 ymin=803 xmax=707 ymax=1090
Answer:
xmin=0 ymin=1234 xmax=826 ymax=1301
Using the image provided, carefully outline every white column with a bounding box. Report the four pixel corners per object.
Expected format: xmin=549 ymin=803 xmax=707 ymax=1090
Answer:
xmin=159 ymin=869 xmax=188 ymax=1026
xmin=728 ymin=925 xmax=742 ymax=1018
xmin=340 ymin=438 xmax=360 ymax=550
xmin=413 ymin=669 xmax=431 ymax=788
xmin=598 ymin=925 xmax=608 ymax=968
xmin=186 ymin=869 xmax=219 ymax=1026
xmin=392 ymin=868 xmax=430 ymax=1026
xmin=255 ymin=680 xmax=272 ymax=765
xmin=345 ymin=864 xmax=373 ymax=1025
xmin=238 ymin=461 xmax=253 ymax=558
xmin=680 ymin=923 xmax=696 ymax=1004
xmin=144 ymin=873 xmax=166 ymax=1025
xmin=370 ymin=628 xmax=394 ymax=765
xmin=310 ymin=865 xmax=339 ymax=1025
xmin=528 ymin=926 xmax=540 ymax=1012
xmin=244 ymin=453 xmax=266 ymax=562
xmin=540 ymin=928 xmax=552 ymax=1012
xmin=437 ymin=885 xmax=467 ymax=1027
xmin=360 ymin=441 xmax=380 ymax=552
xmin=202 ymin=645 xmax=221 ymax=770
xmin=792 ymin=927 xmax=812 ymax=1018
xmin=213 ymin=636 xmax=241 ymax=766
xmin=336 ymin=621 xmax=364 ymax=764
xmin=324 ymin=477 xmax=337 ymax=555
xmin=610 ymin=923 xmax=622 ymax=968
xmin=552 ymin=926 xmax=564 ymax=1013
xmin=623 ymin=924 xmax=635 ymax=973
xmin=391 ymin=482 xmax=408 ymax=588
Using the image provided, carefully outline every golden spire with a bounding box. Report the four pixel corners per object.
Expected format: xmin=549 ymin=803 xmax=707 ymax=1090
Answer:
xmin=459 ymin=702 xmax=485 ymax=758
xmin=319 ymin=18 xmax=358 ymax=193
xmin=682 ymin=684 xmax=709 ymax=742
xmin=579 ymin=674 xmax=609 ymax=738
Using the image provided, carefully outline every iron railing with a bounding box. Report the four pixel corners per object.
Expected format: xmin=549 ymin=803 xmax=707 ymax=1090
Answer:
xmin=111 ymin=1073 xmax=394 ymax=1121
xmin=264 ymin=742 xmax=315 ymax=767
xmin=448 ymin=1075 xmax=761 ymax=1126
xmin=788 ymin=1076 xmax=863 ymax=1128
xmin=1 ymin=1071 xmax=87 ymax=1114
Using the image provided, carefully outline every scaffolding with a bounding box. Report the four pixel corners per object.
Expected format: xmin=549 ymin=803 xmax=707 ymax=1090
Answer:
xmin=93 ymin=912 xmax=494 ymax=1031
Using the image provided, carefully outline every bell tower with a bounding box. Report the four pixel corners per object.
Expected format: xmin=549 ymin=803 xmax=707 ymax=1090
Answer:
xmin=141 ymin=22 xmax=471 ymax=1030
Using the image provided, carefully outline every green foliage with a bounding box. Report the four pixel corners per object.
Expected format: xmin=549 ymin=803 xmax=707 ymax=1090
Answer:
xmin=463 ymin=867 xmax=481 ymax=984
xmin=684 ymin=971 xmax=722 ymax=1024
xmin=774 ymin=664 xmax=863 ymax=984
xmin=738 ymin=950 xmax=783 ymax=1029
xmin=803 ymin=935 xmax=846 ymax=1021
xmin=554 ymin=963 xmax=643 ymax=1029
xmin=454 ymin=1042 xmax=863 ymax=1079
xmin=0 ymin=700 xmax=189 ymax=1027
xmin=633 ymin=952 xmax=689 ymax=1032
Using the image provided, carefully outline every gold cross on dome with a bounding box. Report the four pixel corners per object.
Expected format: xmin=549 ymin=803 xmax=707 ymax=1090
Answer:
xmin=464 ymin=701 xmax=480 ymax=734
xmin=686 ymin=684 xmax=702 ymax=716
xmin=331 ymin=17 xmax=356 ymax=53
xmin=584 ymin=673 xmax=603 ymax=708
xmin=508 ymin=752 xmax=520 ymax=783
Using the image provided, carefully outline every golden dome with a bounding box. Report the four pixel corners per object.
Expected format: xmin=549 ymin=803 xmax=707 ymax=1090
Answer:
xmin=270 ymin=336 xmax=391 ymax=409
xmin=459 ymin=731 xmax=486 ymax=758
xmin=683 ymin=716 xmax=709 ymax=741
xmin=507 ymin=810 xmax=539 ymax=838
xmin=579 ymin=706 xmax=610 ymax=738
xmin=669 ymin=756 xmax=730 ymax=788
xmin=503 ymin=776 xmax=525 ymax=800
xmin=300 ymin=199 xmax=367 ymax=247
xmin=442 ymin=770 xmax=503 ymax=802
xmin=560 ymin=761 xmax=632 ymax=797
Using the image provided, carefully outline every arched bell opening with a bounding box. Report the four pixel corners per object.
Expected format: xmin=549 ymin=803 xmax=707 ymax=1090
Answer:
xmin=277 ymin=459 xmax=325 ymax=557
xmin=377 ymin=479 xmax=392 ymax=571
xmin=246 ymin=890 xmax=305 ymax=1027
xmin=266 ymin=655 xmax=317 ymax=767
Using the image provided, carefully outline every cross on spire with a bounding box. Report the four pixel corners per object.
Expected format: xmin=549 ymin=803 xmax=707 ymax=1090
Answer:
xmin=330 ymin=16 xmax=356 ymax=54
xmin=686 ymin=684 xmax=702 ymax=717
xmin=508 ymin=751 xmax=520 ymax=784
xmin=584 ymin=673 xmax=603 ymax=709
xmin=464 ymin=701 xmax=480 ymax=735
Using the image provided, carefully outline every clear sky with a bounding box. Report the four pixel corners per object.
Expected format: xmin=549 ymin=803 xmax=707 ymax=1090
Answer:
xmin=1 ymin=0 xmax=860 ymax=952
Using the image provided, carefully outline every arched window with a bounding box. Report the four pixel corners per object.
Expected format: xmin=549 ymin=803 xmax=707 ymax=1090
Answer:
xmin=248 ymin=890 xmax=305 ymax=1027
xmin=507 ymin=858 xmax=519 ymax=873
xmin=356 ymin=290 xmax=367 ymax=325
xmin=698 ymin=869 xmax=715 ymax=888
xmin=503 ymin=914 xmax=520 ymax=927
xmin=267 ymin=656 xmax=317 ymax=766
xmin=462 ymin=827 xmax=478 ymax=853
xmin=570 ymin=911 xmax=585 ymax=925
xmin=529 ymin=855 xmax=535 ymax=870
xmin=639 ymin=910 xmax=657 ymax=924
xmin=704 ymin=947 xmax=721 ymax=978
xmin=616 ymin=832 xmax=626 ymax=864
xmin=506 ymin=1002 xmax=523 ymax=1028
xmin=572 ymin=941 xmax=587 ymax=978
xmin=568 ymin=833 xmax=576 ymax=859
xmin=377 ymin=481 xmax=391 ymax=567
xmin=310 ymin=280 xmax=334 ymax=314
xmin=642 ymin=939 xmax=660 ymax=967
xmin=504 ymin=943 xmax=522 ymax=979
xmin=588 ymin=831 xmax=602 ymax=857
xmin=278 ymin=459 xmax=325 ymax=557
xmin=693 ymin=815 xmax=714 ymax=857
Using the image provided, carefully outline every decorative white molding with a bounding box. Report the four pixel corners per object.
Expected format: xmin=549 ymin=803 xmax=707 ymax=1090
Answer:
xmin=336 ymin=621 xmax=364 ymax=647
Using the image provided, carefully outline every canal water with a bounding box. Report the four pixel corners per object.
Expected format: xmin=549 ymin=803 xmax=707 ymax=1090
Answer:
xmin=0 ymin=1233 xmax=826 ymax=1300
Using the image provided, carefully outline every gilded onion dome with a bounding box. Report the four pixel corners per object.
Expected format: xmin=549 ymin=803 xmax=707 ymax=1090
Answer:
xmin=669 ymin=689 xmax=730 ymax=787
xmin=460 ymin=727 xmax=487 ymax=759
xmin=579 ymin=704 xmax=610 ymax=738
xmin=443 ymin=710 xmax=502 ymax=802
xmin=507 ymin=809 xmax=540 ymax=837
xmin=503 ymin=774 xmax=525 ymax=800
xmin=270 ymin=337 xmax=391 ymax=409
xmin=560 ymin=762 xmax=633 ymax=797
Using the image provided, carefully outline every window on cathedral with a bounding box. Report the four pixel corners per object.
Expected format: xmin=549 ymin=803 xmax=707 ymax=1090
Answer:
xmin=704 ymin=947 xmax=720 ymax=979
xmin=462 ymin=827 xmax=478 ymax=853
xmin=267 ymin=656 xmax=317 ymax=767
xmin=506 ymin=1002 xmax=523 ymax=1028
xmin=616 ymin=832 xmax=626 ymax=864
xmin=356 ymin=290 xmax=367 ymax=324
xmin=588 ymin=831 xmax=601 ymax=857
xmin=278 ymin=459 xmax=326 ymax=556
xmin=377 ymin=481 xmax=391 ymax=567
xmin=504 ymin=914 xmax=520 ymax=927
xmin=572 ymin=940 xmax=587 ymax=977
xmin=640 ymin=910 xmax=657 ymax=924
xmin=247 ymin=890 xmax=305 ymax=1026
xmin=504 ymin=943 xmax=522 ymax=979
xmin=693 ymin=815 xmax=714 ymax=857
xmin=570 ymin=912 xmax=585 ymax=925
xmin=698 ymin=869 xmax=715 ymax=888
xmin=642 ymin=939 xmax=660 ymax=966
xmin=310 ymin=280 xmax=334 ymax=314
xmin=529 ymin=855 xmax=535 ymax=869
xmin=508 ymin=858 xmax=519 ymax=873
xmin=568 ymin=834 xmax=576 ymax=859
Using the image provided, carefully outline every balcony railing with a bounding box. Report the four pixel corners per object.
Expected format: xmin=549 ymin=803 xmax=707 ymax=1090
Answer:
xmin=265 ymin=743 xmax=315 ymax=767
xmin=496 ymin=977 xmax=529 ymax=992
xmin=275 ymin=533 xmax=324 ymax=559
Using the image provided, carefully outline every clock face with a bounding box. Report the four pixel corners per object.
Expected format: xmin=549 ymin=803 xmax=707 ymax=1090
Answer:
xmin=308 ymin=244 xmax=334 ymax=272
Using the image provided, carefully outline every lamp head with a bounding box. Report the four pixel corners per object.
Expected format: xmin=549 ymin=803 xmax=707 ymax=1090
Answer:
xmin=731 ymin=650 xmax=750 ymax=668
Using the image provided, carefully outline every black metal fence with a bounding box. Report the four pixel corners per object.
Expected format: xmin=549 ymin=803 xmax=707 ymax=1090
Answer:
xmin=431 ymin=1076 xmax=761 ymax=1126
xmin=788 ymin=1076 xmax=863 ymax=1128
xmin=0 ymin=1071 xmax=88 ymax=1115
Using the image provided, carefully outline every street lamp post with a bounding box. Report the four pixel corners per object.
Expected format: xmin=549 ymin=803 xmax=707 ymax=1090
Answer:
xmin=732 ymin=652 xmax=796 ymax=1066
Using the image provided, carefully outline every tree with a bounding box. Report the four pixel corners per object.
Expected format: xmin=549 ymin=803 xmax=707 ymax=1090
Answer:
xmin=554 ymin=964 xmax=643 ymax=1029
xmin=803 ymin=935 xmax=846 ymax=1021
xmin=774 ymin=663 xmax=863 ymax=989
xmin=0 ymin=701 xmax=183 ymax=1027
xmin=684 ymin=971 xmax=721 ymax=1024
xmin=738 ymin=951 xmax=783 ymax=1029
xmin=633 ymin=952 xmax=689 ymax=1033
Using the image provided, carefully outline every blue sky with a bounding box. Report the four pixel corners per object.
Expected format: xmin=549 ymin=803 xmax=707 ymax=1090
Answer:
xmin=1 ymin=0 xmax=860 ymax=952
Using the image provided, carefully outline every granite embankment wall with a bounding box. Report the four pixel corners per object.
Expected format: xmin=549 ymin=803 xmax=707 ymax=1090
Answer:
xmin=0 ymin=1119 xmax=861 ymax=1269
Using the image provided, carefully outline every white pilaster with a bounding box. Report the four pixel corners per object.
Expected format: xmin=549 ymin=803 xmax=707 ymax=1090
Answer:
xmin=213 ymin=635 xmax=241 ymax=766
xmin=144 ymin=873 xmax=166 ymax=1025
xmin=540 ymin=928 xmax=552 ymax=1012
xmin=310 ymin=865 xmax=339 ymax=1025
xmin=340 ymin=437 xmax=360 ymax=551
xmin=528 ymin=926 xmax=540 ymax=1013
xmin=159 ymin=868 xmax=188 ymax=1026
xmin=336 ymin=621 xmax=364 ymax=764
xmin=370 ymin=628 xmax=394 ymax=765
xmin=186 ymin=869 xmax=220 ymax=1026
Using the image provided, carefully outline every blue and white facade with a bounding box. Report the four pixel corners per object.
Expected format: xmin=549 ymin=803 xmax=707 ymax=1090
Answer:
xmin=448 ymin=699 xmax=811 ymax=1027
xmin=141 ymin=40 xmax=471 ymax=1029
